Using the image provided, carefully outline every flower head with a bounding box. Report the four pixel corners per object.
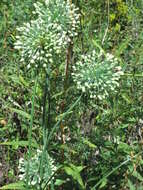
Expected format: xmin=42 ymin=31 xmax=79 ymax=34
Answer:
xmin=72 ymin=50 xmax=124 ymax=100
xmin=18 ymin=149 xmax=57 ymax=188
xmin=14 ymin=0 xmax=80 ymax=71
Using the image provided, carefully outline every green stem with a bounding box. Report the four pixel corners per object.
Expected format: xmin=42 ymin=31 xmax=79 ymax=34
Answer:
xmin=91 ymin=151 xmax=143 ymax=190
xmin=40 ymin=72 xmax=51 ymax=189
xmin=47 ymin=95 xmax=82 ymax=146
xmin=26 ymin=75 xmax=38 ymax=189
xmin=43 ymin=166 xmax=62 ymax=190
xmin=123 ymin=73 xmax=143 ymax=77
xmin=42 ymin=73 xmax=48 ymax=130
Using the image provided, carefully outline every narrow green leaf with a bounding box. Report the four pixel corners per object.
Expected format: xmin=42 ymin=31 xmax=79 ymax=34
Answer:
xmin=47 ymin=95 xmax=82 ymax=145
xmin=52 ymin=91 xmax=63 ymax=99
xmin=26 ymin=75 xmax=38 ymax=189
xmin=0 ymin=182 xmax=26 ymax=190
xmin=118 ymin=142 xmax=131 ymax=153
xmin=121 ymin=94 xmax=132 ymax=104
xmin=0 ymin=140 xmax=38 ymax=148
xmin=83 ymin=138 xmax=97 ymax=149
xmin=92 ymin=40 xmax=106 ymax=56
xmin=115 ymin=38 xmax=130 ymax=57
xmin=56 ymin=111 xmax=73 ymax=120
xmin=8 ymin=75 xmax=29 ymax=87
xmin=10 ymin=108 xmax=30 ymax=119
xmin=69 ymin=163 xmax=85 ymax=173
xmin=55 ymin=179 xmax=66 ymax=186
xmin=0 ymin=127 xmax=8 ymax=132
xmin=64 ymin=164 xmax=85 ymax=189
xmin=128 ymin=180 xmax=136 ymax=190
xmin=19 ymin=75 xmax=29 ymax=87
xmin=132 ymin=171 xmax=143 ymax=182
xmin=60 ymin=144 xmax=77 ymax=154
xmin=99 ymin=178 xmax=107 ymax=189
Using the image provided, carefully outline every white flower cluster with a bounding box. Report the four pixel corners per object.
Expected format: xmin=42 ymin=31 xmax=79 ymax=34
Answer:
xmin=34 ymin=0 xmax=80 ymax=39
xmin=18 ymin=149 xmax=57 ymax=188
xmin=72 ymin=50 xmax=124 ymax=100
xmin=14 ymin=0 xmax=80 ymax=70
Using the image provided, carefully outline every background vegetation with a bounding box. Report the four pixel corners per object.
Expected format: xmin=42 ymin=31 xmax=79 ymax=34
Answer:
xmin=0 ymin=0 xmax=143 ymax=189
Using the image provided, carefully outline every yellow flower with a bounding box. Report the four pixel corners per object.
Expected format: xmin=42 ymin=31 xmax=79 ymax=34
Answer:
xmin=0 ymin=119 xmax=7 ymax=126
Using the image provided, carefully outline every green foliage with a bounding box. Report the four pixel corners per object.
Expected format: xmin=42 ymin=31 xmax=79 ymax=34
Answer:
xmin=0 ymin=182 xmax=26 ymax=190
xmin=64 ymin=164 xmax=85 ymax=189
xmin=0 ymin=0 xmax=143 ymax=189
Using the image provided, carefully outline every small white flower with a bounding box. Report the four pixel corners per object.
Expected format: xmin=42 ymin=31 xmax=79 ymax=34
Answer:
xmin=30 ymin=59 xmax=35 ymax=64
xmin=19 ymin=174 xmax=25 ymax=180
xmin=43 ymin=63 xmax=47 ymax=67
xmin=18 ymin=149 xmax=57 ymax=187
xmin=19 ymin=158 xmax=24 ymax=164
xmin=82 ymin=86 xmax=85 ymax=92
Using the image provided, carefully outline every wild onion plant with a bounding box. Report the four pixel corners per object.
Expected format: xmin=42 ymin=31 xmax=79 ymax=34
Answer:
xmin=14 ymin=0 xmax=124 ymax=188
xmin=14 ymin=0 xmax=80 ymax=188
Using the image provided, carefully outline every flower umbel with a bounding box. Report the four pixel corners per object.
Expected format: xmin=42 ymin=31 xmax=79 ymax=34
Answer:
xmin=18 ymin=149 xmax=57 ymax=189
xmin=72 ymin=50 xmax=124 ymax=100
xmin=14 ymin=0 xmax=80 ymax=71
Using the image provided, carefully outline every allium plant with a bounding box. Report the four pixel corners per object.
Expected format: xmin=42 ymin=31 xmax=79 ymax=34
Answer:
xmin=15 ymin=1 xmax=80 ymax=188
xmin=72 ymin=50 xmax=124 ymax=100
xmin=14 ymin=0 xmax=80 ymax=71
xmin=18 ymin=149 xmax=57 ymax=189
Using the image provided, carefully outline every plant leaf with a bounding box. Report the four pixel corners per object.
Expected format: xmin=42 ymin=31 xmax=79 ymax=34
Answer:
xmin=0 ymin=140 xmax=38 ymax=148
xmin=83 ymin=138 xmax=97 ymax=149
xmin=55 ymin=179 xmax=66 ymax=186
xmin=10 ymin=108 xmax=31 ymax=119
xmin=128 ymin=179 xmax=136 ymax=190
xmin=0 ymin=182 xmax=26 ymax=190
xmin=99 ymin=178 xmax=107 ymax=189
xmin=132 ymin=171 xmax=143 ymax=182
xmin=64 ymin=164 xmax=85 ymax=189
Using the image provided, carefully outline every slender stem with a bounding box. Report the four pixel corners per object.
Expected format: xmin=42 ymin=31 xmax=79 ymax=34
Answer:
xmin=91 ymin=151 xmax=143 ymax=190
xmin=65 ymin=42 xmax=73 ymax=89
xmin=102 ymin=0 xmax=110 ymax=45
xmin=43 ymin=166 xmax=62 ymax=190
xmin=42 ymin=73 xmax=48 ymax=130
xmin=61 ymin=0 xmax=74 ymax=164
xmin=26 ymin=75 xmax=38 ymax=189
xmin=40 ymin=72 xmax=51 ymax=188
xmin=47 ymin=95 xmax=82 ymax=146
xmin=47 ymin=82 xmax=51 ymax=128
xmin=79 ymin=3 xmax=84 ymax=53
xmin=123 ymin=73 xmax=143 ymax=77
